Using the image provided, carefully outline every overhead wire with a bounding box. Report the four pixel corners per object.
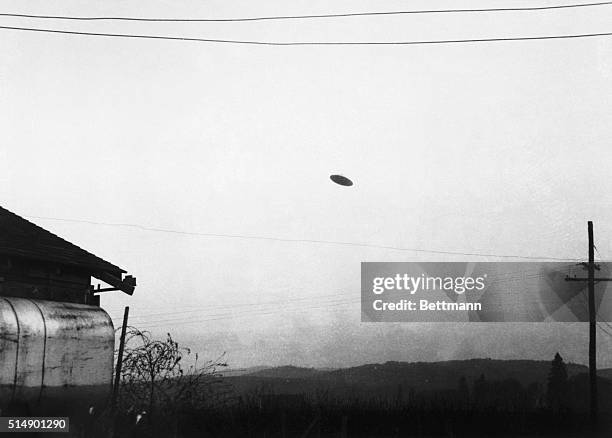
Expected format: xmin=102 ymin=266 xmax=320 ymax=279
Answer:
xmin=107 ymin=291 xmax=356 ymax=319
xmin=1 ymin=25 xmax=611 ymax=46
xmin=133 ymin=300 xmax=359 ymax=329
xmin=25 ymin=214 xmax=581 ymax=261
xmin=109 ymin=295 xmax=357 ymax=323
xmin=106 ymin=267 xmax=581 ymax=327
xmin=1 ymin=2 xmax=611 ymax=22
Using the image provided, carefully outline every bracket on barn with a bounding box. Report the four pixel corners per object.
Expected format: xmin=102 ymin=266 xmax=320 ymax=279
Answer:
xmin=92 ymin=274 xmax=137 ymax=295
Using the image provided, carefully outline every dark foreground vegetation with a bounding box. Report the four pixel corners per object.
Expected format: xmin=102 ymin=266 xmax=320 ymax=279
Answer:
xmin=77 ymin=330 xmax=611 ymax=437
xmin=88 ymin=393 xmax=611 ymax=438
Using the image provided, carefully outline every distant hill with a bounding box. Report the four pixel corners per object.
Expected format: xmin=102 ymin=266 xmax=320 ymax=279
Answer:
xmin=223 ymin=366 xmax=270 ymax=377
xmin=323 ymin=359 xmax=588 ymax=391
xmin=238 ymin=359 xmax=588 ymax=391
xmin=226 ymin=359 xmax=597 ymax=399
xmin=247 ymin=366 xmax=325 ymax=379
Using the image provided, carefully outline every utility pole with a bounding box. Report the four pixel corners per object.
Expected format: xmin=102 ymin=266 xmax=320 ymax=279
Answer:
xmin=112 ymin=306 xmax=130 ymax=410
xmin=587 ymin=221 xmax=597 ymax=425
xmin=564 ymin=221 xmax=612 ymax=427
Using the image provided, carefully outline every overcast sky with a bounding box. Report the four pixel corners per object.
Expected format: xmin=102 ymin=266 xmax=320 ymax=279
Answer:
xmin=2 ymin=0 xmax=612 ymax=368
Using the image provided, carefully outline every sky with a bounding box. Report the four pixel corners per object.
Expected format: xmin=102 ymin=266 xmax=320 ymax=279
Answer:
xmin=1 ymin=0 xmax=612 ymax=369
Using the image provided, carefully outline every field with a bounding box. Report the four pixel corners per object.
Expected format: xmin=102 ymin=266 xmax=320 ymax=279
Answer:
xmin=87 ymin=359 xmax=612 ymax=437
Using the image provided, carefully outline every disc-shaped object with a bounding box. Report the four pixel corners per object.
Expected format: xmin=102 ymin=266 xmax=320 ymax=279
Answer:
xmin=330 ymin=174 xmax=353 ymax=186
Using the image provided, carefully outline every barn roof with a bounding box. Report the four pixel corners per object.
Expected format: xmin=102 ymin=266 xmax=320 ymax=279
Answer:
xmin=0 ymin=205 xmax=135 ymax=294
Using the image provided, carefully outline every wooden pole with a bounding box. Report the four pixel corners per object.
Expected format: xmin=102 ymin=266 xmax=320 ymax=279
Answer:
xmin=112 ymin=306 xmax=129 ymax=409
xmin=587 ymin=222 xmax=597 ymax=425
xmin=564 ymin=222 xmax=612 ymax=428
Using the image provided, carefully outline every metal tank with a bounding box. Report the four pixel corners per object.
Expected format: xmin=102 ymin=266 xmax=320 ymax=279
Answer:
xmin=0 ymin=296 xmax=114 ymax=415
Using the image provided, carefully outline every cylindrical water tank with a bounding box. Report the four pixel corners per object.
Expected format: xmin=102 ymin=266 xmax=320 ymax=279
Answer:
xmin=0 ymin=296 xmax=114 ymax=415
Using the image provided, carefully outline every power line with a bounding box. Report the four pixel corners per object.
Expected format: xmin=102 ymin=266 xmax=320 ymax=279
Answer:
xmin=108 ymin=291 xmax=355 ymax=320
xmin=112 ymin=298 xmax=357 ymax=328
xmin=1 ymin=2 xmax=611 ymax=22
xmin=105 ymin=268 xmax=578 ymax=326
xmin=136 ymin=300 xmax=359 ymax=329
xmin=125 ymin=273 xmax=591 ymax=327
xmin=1 ymin=25 xmax=611 ymax=46
xmin=594 ymin=244 xmax=606 ymax=262
xmin=25 ymin=214 xmax=580 ymax=261
xmin=99 ymin=267 xmax=570 ymax=315
xmin=114 ymin=297 xmax=358 ymax=328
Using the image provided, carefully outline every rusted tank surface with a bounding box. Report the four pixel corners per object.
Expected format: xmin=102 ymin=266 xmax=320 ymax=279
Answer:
xmin=0 ymin=296 xmax=114 ymax=415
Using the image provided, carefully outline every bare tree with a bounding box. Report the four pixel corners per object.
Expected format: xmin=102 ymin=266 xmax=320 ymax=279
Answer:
xmin=116 ymin=327 xmax=232 ymax=416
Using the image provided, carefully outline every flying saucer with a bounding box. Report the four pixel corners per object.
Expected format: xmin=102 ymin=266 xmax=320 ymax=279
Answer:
xmin=330 ymin=174 xmax=353 ymax=186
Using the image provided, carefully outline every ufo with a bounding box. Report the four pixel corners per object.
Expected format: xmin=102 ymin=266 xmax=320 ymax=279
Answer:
xmin=330 ymin=174 xmax=353 ymax=186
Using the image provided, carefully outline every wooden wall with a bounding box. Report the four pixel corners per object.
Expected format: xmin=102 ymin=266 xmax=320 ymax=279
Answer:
xmin=0 ymin=256 xmax=93 ymax=304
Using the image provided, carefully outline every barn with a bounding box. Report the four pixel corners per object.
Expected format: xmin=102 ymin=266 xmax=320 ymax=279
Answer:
xmin=0 ymin=205 xmax=136 ymax=416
